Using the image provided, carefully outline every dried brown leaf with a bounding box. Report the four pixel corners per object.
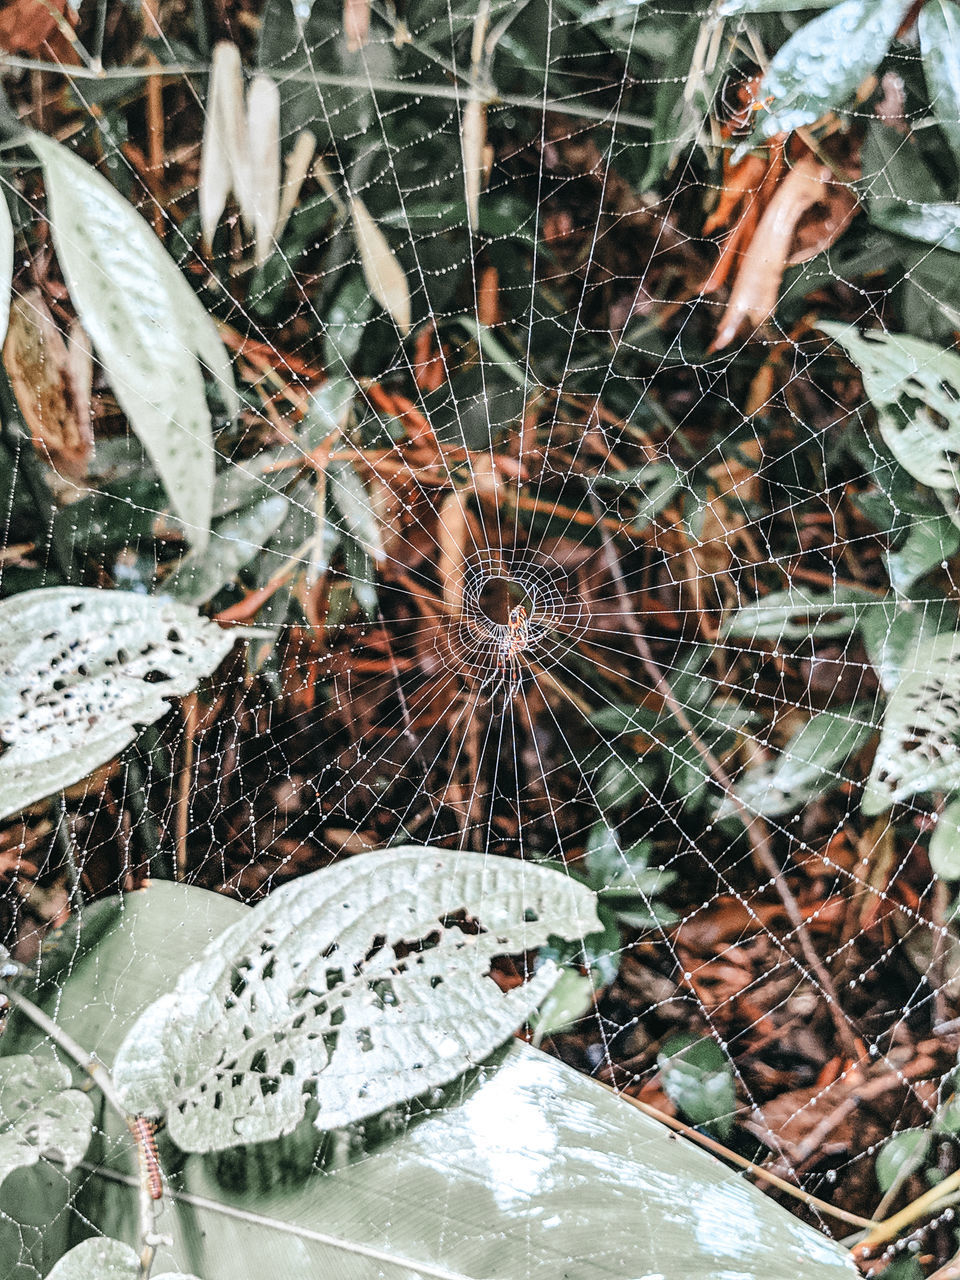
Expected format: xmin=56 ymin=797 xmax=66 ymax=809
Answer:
xmin=3 ymin=290 xmax=93 ymax=480
xmin=349 ymin=195 xmax=411 ymax=335
xmin=275 ymin=130 xmax=317 ymax=242
xmin=712 ymin=155 xmax=839 ymax=351
xmin=462 ymin=98 xmax=487 ymax=231
xmin=343 ymin=0 xmax=370 ymax=51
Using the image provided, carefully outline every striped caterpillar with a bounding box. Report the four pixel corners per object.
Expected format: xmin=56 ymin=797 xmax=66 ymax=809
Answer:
xmin=129 ymin=1115 xmax=163 ymax=1200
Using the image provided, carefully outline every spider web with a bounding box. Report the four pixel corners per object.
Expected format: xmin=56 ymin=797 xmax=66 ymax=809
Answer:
xmin=0 ymin=0 xmax=959 ymax=1274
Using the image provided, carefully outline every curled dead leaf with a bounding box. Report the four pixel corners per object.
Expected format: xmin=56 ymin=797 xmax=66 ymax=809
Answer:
xmin=712 ymin=155 xmax=856 ymax=351
xmin=199 ymin=41 xmax=248 ymax=250
xmin=349 ymin=195 xmax=411 ymax=335
xmin=3 ymin=290 xmax=93 ymax=480
xmin=275 ymin=130 xmax=317 ymax=242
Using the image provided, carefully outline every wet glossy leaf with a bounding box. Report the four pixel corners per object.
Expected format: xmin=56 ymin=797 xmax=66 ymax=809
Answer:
xmin=2 ymin=880 xmax=856 ymax=1280
xmin=112 ymin=849 xmax=599 ymax=1149
xmin=920 ymin=0 xmax=960 ymax=166
xmin=0 ymin=1056 xmax=93 ymax=1187
xmin=752 ymin=0 xmax=904 ymax=139
xmin=0 ymin=588 xmax=235 ymax=820
xmin=29 ymin=132 xmax=239 ymax=551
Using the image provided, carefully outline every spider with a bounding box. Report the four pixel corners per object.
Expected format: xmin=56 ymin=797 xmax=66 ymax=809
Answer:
xmin=496 ymin=604 xmax=529 ymax=697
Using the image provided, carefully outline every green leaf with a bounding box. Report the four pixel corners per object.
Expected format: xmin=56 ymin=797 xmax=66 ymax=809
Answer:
xmin=163 ymin=494 xmax=290 ymax=605
xmin=658 ymin=1034 xmax=737 ymax=1139
xmin=112 ymin=850 xmax=599 ymax=1149
xmin=722 ymin=586 xmax=881 ymax=642
xmin=723 ymin=709 xmax=872 ymax=819
xmin=886 ymin=515 xmax=960 ymax=594
xmin=920 ymin=0 xmax=960 ymax=167
xmin=0 ymin=192 xmax=12 ymax=348
xmin=859 ymin=602 xmax=950 ymax=692
xmin=864 ymin=631 xmax=960 ymax=813
xmin=327 ymin=459 xmax=384 ymax=565
xmin=751 ymin=0 xmax=905 ymax=139
xmin=821 ymin=323 xmax=960 ymax=495
xmin=875 ymin=1129 xmax=931 ymax=1193
xmin=47 ymin=1238 xmax=199 ymax=1280
xmin=0 ymin=587 xmax=235 ymax=821
xmin=930 ymin=796 xmax=960 ymax=878
xmin=1 ymin=881 xmax=856 ymax=1280
xmin=869 ymin=201 xmax=960 ymax=254
xmin=28 ymin=133 xmax=239 ymax=552
xmin=529 ymin=966 xmax=595 ymax=1046
xmin=0 ymin=1056 xmax=93 ymax=1188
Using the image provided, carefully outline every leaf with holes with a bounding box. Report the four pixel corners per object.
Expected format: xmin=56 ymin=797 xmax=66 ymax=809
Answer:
xmin=29 ymin=132 xmax=239 ymax=551
xmin=822 ymin=323 xmax=960 ymax=496
xmin=47 ymin=1238 xmax=199 ymax=1280
xmin=112 ymin=848 xmax=599 ymax=1150
xmin=863 ymin=631 xmax=960 ymax=813
xmin=0 ymin=1055 xmax=93 ymax=1188
xmin=0 ymin=588 xmax=236 ymax=821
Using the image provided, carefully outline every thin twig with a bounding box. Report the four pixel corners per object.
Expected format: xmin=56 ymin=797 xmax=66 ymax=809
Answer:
xmin=594 ymin=1080 xmax=877 ymax=1231
xmin=589 ymin=500 xmax=861 ymax=1062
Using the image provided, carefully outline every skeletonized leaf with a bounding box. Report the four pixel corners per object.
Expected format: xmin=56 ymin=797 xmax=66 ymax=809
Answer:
xmin=112 ymin=848 xmax=599 ymax=1149
xmin=0 ymin=193 xmax=12 ymax=348
xmin=751 ymin=0 xmax=905 ymax=139
xmin=246 ymin=75 xmax=281 ymax=267
xmin=0 ymin=587 xmax=236 ymax=821
xmin=47 ymin=1238 xmax=199 ymax=1280
xmin=461 ymin=97 xmax=486 ymax=231
xmin=821 ymin=323 xmax=960 ymax=494
xmin=920 ymin=0 xmax=960 ymax=166
xmin=3 ymin=289 xmax=94 ymax=480
xmin=349 ymin=195 xmax=411 ymax=335
xmin=863 ymin=631 xmax=960 ymax=813
xmin=199 ymin=42 xmax=246 ymax=249
xmin=275 ymin=129 xmax=316 ymax=241
xmin=0 ymin=1055 xmax=94 ymax=1188
xmin=31 ymin=131 xmax=239 ymax=549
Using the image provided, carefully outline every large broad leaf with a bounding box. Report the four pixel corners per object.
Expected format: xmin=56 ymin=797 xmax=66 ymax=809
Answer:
xmin=821 ymin=323 xmax=960 ymax=494
xmin=29 ymin=133 xmax=239 ymax=551
xmin=864 ymin=631 xmax=960 ymax=813
xmin=0 ymin=1056 xmax=93 ymax=1188
xmin=920 ymin=0 xmax=960 ymax=167
xmin=751 ymin=0 xmax=905 ymax=139
xmin=0 ymin=588 xmax=235 ymax=821
xmin=46 ymin=1238 xmax=198 ymax=1280
xmin=112 ymin=849 xmax=599 ymax=1148
xmin=0 ymin=879 xmax=856 ymax=1280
